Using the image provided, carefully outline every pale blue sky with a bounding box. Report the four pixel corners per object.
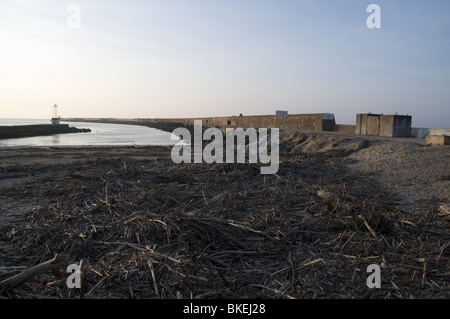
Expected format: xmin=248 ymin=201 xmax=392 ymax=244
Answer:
xmin=0 ymin=0 xmax=449 ymax=127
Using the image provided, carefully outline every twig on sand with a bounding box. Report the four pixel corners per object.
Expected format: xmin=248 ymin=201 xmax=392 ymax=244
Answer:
xmin=0 ymin=255 xmax=63 ymax=294
xmin=358 ymin=215 xmax=378 ymax=239
xmin=147 ymin=260 xmax=160 ymax=298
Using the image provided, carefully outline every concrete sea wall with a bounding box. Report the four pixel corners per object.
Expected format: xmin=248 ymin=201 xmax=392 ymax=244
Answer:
xmin=64 ymin=113 xmax=339 ymax=132
xmin=146 ymin=113 xmax=336 ymax=132
xmin=62 ymin=114 xmax=447 ymax=140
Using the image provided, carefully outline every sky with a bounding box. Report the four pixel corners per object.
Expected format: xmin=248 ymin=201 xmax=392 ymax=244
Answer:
xmin=0 ymin=0 xmax=449 ymax=127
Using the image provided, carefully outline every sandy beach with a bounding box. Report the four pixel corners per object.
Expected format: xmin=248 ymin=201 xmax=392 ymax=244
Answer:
xmin=0 ymin=133 xmax=448 ymax=299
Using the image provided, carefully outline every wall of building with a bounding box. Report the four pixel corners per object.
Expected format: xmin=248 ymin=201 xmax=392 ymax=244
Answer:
xmin=367 ymin=115 xmax=381 ymax=136
xmin=355 ymin=114 xmax=382 ymax=135
xmin=356 ymin=113 xmax=412 ymax=137
xmin=392 ymin=115 xmax=412 ymax=137
xmin=379 ymin=115 xmax=393 ymax=137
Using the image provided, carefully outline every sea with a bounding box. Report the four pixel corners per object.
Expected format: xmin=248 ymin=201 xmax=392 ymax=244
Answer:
xmin=0 ymin=118 xmax=180 ymax=147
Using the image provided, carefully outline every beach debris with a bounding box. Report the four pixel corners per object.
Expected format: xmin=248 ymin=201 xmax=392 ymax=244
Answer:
xmin=0 ymin=255 xmax=64 ymax=294
xmin=0 ymin=135 xmax=448 ymax=299
xmin=316 ymin=190 xmax=339 ymax=212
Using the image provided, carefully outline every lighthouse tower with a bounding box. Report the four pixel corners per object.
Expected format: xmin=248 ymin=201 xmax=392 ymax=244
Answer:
xmin=51 ymin=104 xmax=60 ymax=125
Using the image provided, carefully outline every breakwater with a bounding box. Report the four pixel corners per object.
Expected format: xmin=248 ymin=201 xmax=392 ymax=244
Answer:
xmin=0 ymin=124 xmax=91 ymax=140
xmin=62 ymin=113 xmax=355 ymax=134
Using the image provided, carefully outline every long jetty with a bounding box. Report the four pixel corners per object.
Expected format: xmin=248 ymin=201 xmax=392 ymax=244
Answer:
xmin=0 ymin=124 xmax=91 ymax=140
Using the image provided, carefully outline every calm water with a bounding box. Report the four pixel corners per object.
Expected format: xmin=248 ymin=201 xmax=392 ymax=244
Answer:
xmin=0 ymin=118 xmax=180 ymax=147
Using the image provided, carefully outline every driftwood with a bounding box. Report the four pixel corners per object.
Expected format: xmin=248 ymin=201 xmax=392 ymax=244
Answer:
xmin=0 ymin=136 xmax=448 ymax=299
xmin=0 ymin=255 xmax=63 ymax=294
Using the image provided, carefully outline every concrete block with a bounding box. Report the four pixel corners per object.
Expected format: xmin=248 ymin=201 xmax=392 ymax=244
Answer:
xmin=378 ymin=115 xmax=393 ymax=137
xmin=380 ymin=115 xmax=411 ymax=137
xmin=392 ymin=115 xmax=412 ymax=137
xmin=426 ymin=135 xmax=450 ymax=145
xmin=367 ymin=115 xmax=380 ymax=136
xmin=356 ymin=113 xmax=411 ymax=137
xmin=355 ymin=113 xmax=381 ymax=136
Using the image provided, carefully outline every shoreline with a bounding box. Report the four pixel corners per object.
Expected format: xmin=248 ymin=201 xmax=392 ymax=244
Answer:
xmin=63 ymin=117 xmax=193 ymax=135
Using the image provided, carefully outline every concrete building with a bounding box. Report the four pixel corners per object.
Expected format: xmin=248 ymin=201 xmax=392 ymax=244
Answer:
xmin=355 ymin=113 xmax=411 ymax=137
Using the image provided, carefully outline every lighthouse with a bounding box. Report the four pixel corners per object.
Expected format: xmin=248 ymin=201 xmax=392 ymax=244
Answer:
xmin=51 ymin=104 xmax=60 ymax=125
